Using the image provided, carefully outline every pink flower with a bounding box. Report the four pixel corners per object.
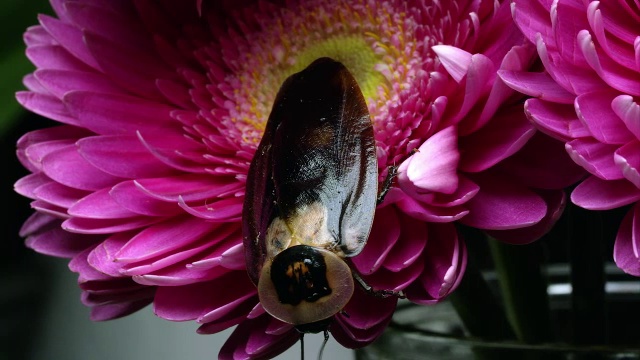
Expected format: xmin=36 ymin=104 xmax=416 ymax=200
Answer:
xmin=14 ymin=0 xmax=581 ymax=358
xmin=500 ymin=0 xmax=640 ymax=275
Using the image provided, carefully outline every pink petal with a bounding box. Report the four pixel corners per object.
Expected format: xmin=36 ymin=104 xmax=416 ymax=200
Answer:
xmin=398 ymin=126 xmax=459 ymax=194
xmin=575 ymin=90 xmax=635 ymax=144
xmin=64 ymin=91 xmax=179 ymax=136
xmin=459 ymin=106 xmax=536 ymax=172
xmin=25 ymin=220 xmax=98 ymax=258
xmin=487 ymin=189 xmax=566 ymax=244
xmin=115 ymin=216 xmax=220 ymax=263
xmin=512 ymin=0 xmax=554 ymax=45
xmin=571 ymin=176 xmax=640 ymax=210
xmin=461 ymin=173 xmax=547 ymax=230
xmin=154 ymin=272 xmax=256 ymax=321
xmin=432 ymin=45 xmax=471 ymax=83
xmin=336 ymin=285 xmax=396 ymax=329
xmin=38 ymin=14 xmax=99 ymax=69
xmin=613 ymin=205 xmax=640 ymax=276
xmin=90 ymin=298 xmax=154 ymax=321
xmin=525 ymin=98 xmax=590 ymax=142
xmin=612 ymin=95 xmax=640 ymax=139
xmin=34 ymin=69 xmax=122 ymax=98
xmin=15 ymin=91 xmax=80 ymax=126
xmin=77 ymin=135 xmax=177 ymax=178
xmin=68 ymin=188 xmax=139 ymax=219
xmin=87 ymin=232 xmax=132 ymax=277
xmin=109 ymin=181 xmax=183 ymax=217
xmin=615 ymin=141 xmax=640 ymax=188
xmin=498 ymin=70 xmax=575 ymax=104
xmin=566 ymin=138 xmax=622 ymax=180
xmin=32 ymin=181 xmax=86 ymax=209
xmin=578 ymin=30 xmax=640 ymax=97
xmin=405 ymin=223 xmax=466 ymax=304
xmin=219 ymin=315 xmax=298 ymax=360
xmin=382 ymin=212 xmax=429 ymax=271
xmin=496 ymin=132 xmax=586 ymax=190
xmin=351 ymin=206 xmax=401 ymax=275
xmin=62 ymin=216 xmax=160 ymax=234
xmin=42 ymin=144 xmax=124 ymax=191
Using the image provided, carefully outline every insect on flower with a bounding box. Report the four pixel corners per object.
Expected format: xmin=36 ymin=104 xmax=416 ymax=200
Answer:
xmin=242 ymin=58 xmax=397 ymax=346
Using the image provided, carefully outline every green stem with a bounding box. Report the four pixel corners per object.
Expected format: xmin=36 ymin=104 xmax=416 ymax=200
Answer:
xmin=449 ymin=255 xmax=516 ymax=341
xmin=567 ymin=204 xmax=607 ymax=345
xmin=488 ymin=237 xmax=553 ymax=344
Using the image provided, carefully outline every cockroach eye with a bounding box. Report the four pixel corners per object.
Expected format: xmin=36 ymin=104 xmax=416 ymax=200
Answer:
xmin=257 ymin=245 xmax=354 ymax=326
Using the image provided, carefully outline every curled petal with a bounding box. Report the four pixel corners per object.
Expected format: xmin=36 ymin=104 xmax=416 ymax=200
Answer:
xmin=614 ymin=204 xmax=640 ymax=276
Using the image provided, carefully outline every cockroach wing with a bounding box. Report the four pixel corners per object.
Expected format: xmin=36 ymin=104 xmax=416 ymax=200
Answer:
xmin=242 ymin=58 xmax=378 ymax=285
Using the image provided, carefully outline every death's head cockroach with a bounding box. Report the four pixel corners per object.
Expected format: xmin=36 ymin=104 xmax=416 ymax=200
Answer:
xmin=242 ymin=58 xmax=388 ymax=338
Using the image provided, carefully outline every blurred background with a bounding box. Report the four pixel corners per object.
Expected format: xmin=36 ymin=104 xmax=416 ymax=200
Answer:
xmin=1 ymin=2 xmax=352 ymax=359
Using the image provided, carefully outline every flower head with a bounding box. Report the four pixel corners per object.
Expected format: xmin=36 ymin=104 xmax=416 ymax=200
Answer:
xmin=15 ymin=0 xmax=581 ymax=358
xmin=500 ymin=0 xmax=640 ymax=275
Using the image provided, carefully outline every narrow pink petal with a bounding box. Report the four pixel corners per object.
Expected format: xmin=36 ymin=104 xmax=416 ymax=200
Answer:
xmin=64 ymin=91 xmax=180 ymax=136
xmin=398 ymin=126 xmax=459 ymax=194
xmin=15 ymin=174 xmax=50 ymax=200
xmin=615 ymin=141 xmax=640 ymax=188
xmin=432 ymin=45 xmax=472 ymax=83
xmin=393 ymin=190 xmax=468 ymax=223
xmin=535 ymin=34 xmax=607 ymax=95
xmin=512 ymin=0 xmax=554 ymax=45
xmin=461 ymin=173 xmax=547 ymax=230
xmin=133 ymin=264 xmax=228 ymax=286
xmin=42 ymin=145 xmax=124 ymax=191
xmin=459 ymin=106 xmax=536 ymax=172
xmin=614 ymin=205 xmax=640 ymax=276
xmin=575 ymin=90 xmax=634 ymax=144
xmin=566 ymin=138 xmax=622 ymax=180
xmin=351 ymin=206 xmax=401 ymax=275
xmin=383 ymin=213 xmax=428 ymax=272
xmin=362 ymin=259 xmax=423 ymax=292
xmin=90 ymin=298 xmax=154 ymax=321
xmin=612 ymin=95 xmax=640 ymax=139
xmin=69 ymin=188 xmax=139 ymax=219
xmin=26 ymin=44 xmax=92 ymax=72
xmin=337 ymin=287 xmax=396 ymax=330
xmin=178 ymin=196 xmax=243 ymax=221
xmin=122 ymin=238 xmax=215 ymax=276
xmin=553 ymin=0 xmax=591 ymax=69
xmin=134 ymin=174 xmax=243 ymax=202
xmin=77 ymin=135 xmax=177 ymax=178
xmin=488 ymin=189 xmax=566 ymax=244
xmin=219 ymin=315 xmax=298 ymax=360
xmin=110 ymin=181 xmax=182 ymax=217
xmin=25 ymin=223 xmax=98 ymax=258
xmin=25 ymin=138 xmax=76 ymax=171
xmin=38 ymin=14 xmax=99 ymax=69
xmin=498 ymin=70 xmax=575 ymax=104
xmin=525 ymin=99 xmax=590 ymax=141
xmin=496 ymin=132 xmax=586 ymax=190
xmin=571 ymin=176 xmax=640 ymax=210
xmin=84 ymin=31 xmax=171 ymax=100
xmin=62 ymin=216 xmax=160 ymax=234
xmin=34 ymin=69 xmax=123 ymax=98
xmin=405 ymin=223 xmax=466 ymax=304
xmin=578 ymin=30 xmax=640 ymax=96
xmin=115 ymin=216 xmax=220 ymax=263
xmin=87 ymin=232 xmax=132 ymax=277
xmin=450 ymin=54 xmax=496 ymax=126
xmin=33 ymin=182 xmax=87 ymax=209
xmin=154 ymin=271 xmax=256 ymax=321
xmin=16 ymin=91 xmax=80 ymax=126
xmin=332 ymin=313 xmax=392 ymax=348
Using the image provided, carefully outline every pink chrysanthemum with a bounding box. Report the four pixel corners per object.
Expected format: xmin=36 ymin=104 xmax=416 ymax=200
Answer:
xmin=15 ymin=0 xmax=583 ymax=358
xmin=500 ymin=1 xmax=640 ymax=276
